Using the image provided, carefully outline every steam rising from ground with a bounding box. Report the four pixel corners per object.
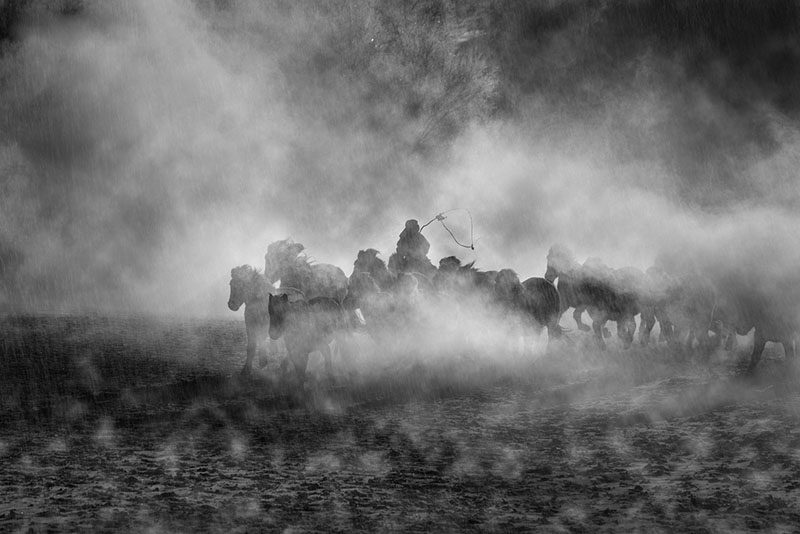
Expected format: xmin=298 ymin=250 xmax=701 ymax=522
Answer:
xmin=0 ymin=0 xmax=798 ymax=320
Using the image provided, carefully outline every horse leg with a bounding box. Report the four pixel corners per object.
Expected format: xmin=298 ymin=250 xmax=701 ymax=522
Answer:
xmin=573 ymin=307 xmax=591 ymax=332
xmin=523 ymin=324 xmax=545 ymax=357
xmin=291 ymin=351 xmax=310 ymax=385
xmin=592 ymin=319 xmax=607 ymax=350
xmin=547 ymin=318 xmax=562 ymax=347
xmin=321 ymin=342 xmax=336 ymax=384
xmin=695 ymin=328 xmax=713 ymax=361
xmin=749 ymin=328 xmax=766 ymax=371
xmin=684 ymin=327 xmax=696 ymax=357
xmin=723 ymin=328 xmax=736 ymax=351
xmin=780 ymin=340 xmax=794 ymax=363
xmin=619 ymin=316 xmax=635 ymax=349
xmin=667 ymin=326 xmax=683 ymax=356
xmin=657 ymin=309 xmax=674 ymax=344
xmin=639 ymin=309 xmax=655 ymax=346
xmin=242 ymin=334 xmax=257 ymax=377
xmin=257 ymin=325 xmax=274 ymax=368
xmin=334 ymin=333 xmax=358 ymax=380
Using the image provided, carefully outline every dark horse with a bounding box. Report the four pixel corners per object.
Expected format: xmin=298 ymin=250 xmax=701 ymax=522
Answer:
xmin=351 ymin=248 xmax=434 ymax=295
xmin=228 ymin=264 xmax=274 ymax=376
xmin=343 ymin=271 xmax=418 ymax=349
xmin=432 ymin=256 xmax=497 ymax=300
xmin=264 ymin=239 xmax=349 ymax=303
xmin=636 ymin=265 xmax=677 ymax=347
xmin=268 ymin=293 xmax=351 ymax=384
xmin=494 ymin=269 xmax=564 ymax=352
xmin=347 ymin=250 xmax=425 ymax=347
xmin=545 ymin=245 xmax=640 ymax=349
xmin=660 ymin=271 xmax=719 ymax=357
xmin=545 ymin=244 xmax=593 ymax=332
xmin=712 ymin=279 xmax=797 ymax=371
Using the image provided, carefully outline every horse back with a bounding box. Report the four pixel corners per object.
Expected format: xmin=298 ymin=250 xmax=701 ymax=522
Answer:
xmin=310 ymin=264 xmax=349 ymax=303
xmin=577 ymin=273 xmax=636 ymax=319
xmin=522 ymin=277 xmax=562 ymax=322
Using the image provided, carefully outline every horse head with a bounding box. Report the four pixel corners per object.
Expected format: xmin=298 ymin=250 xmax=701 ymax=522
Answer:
xmin=438 ymin=256 xmax=462 ymax=273
xmin=495 ymin=269 xmax=523 ymax=303
xmin=353 ymin=248 xmax=383 ymax=274
xmin=264 ymin=239 xmax=306 ymax=283
xmin=343 ymin=271 xmax=381 ymax=309
xmin=545 ymin=244 xmax=576 ymax=282
xmin=228 ymin=265 xmax=262 ymax=311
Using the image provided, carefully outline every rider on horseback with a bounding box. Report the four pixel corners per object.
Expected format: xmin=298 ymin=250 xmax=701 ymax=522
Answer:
xmin=394 ymin=219 xmax=435 ymax=274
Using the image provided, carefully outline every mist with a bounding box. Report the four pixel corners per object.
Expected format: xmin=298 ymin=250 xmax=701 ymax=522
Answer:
xmin=1 ymin=0 xmax=798 ymax=318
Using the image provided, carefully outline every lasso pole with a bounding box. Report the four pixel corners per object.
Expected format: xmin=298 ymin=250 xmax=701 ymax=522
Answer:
xmin=420 ymin=209 xmax=474 ymax=250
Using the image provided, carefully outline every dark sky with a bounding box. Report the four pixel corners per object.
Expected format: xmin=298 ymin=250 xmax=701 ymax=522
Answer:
xmin=0 ymin=0 xmax=798 ymax=316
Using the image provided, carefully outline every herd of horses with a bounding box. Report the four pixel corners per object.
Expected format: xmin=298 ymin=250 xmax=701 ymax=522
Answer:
xmin=228 ymin=239 xmax=798 ymax=383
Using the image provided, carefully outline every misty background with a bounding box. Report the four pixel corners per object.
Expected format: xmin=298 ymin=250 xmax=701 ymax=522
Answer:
xmin=0 ymin=0 xmax=798 ymax=317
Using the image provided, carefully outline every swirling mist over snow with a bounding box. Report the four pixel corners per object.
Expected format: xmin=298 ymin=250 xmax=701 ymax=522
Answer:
xmin=0 ymin=0 xmax=798 ymax=316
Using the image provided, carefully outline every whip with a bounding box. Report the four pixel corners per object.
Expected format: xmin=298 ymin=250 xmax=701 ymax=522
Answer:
xmin=420 ymin=208 xmax=475 ymax=250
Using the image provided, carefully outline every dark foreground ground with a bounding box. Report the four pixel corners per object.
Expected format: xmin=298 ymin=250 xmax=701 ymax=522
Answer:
xmin=1 ymin=313 xmax=800 ymax=533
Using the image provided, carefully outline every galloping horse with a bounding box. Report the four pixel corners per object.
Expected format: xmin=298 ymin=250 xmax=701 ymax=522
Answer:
xmin=545 ymin=245 xmax=640 ymax=349
xmin=494 ymin=269 xmax=564 ymax=352
xmin=545 ymin=244 xmax=592 ymax=332
xmin=264 ymin=239 xmax=348 ymax=303
xmin=711 ymin=279 xmax=797 ymax=371
xmin=637 ymin=265 xmax=677 ymax=346
xmin=228 ymin=264 xmax=274 ymax=376
xmin=351 ymin=248 xmax=434 ymax=295
xmin=343 ymin=271 xmax=417 ymax=349
xmin=268 ymin=293 xmax=351 ymax=384
xmin=351 ymin=249 xmax=396 ymax=291
xmin=601 ymin=265 xmax=645 ymax=349
xmin=660 ymin=270 xmax=719 ymax=357
xmin=432 ymin=256 xmax=497 ymax=300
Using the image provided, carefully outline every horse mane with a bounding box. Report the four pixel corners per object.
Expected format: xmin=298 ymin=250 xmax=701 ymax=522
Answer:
xmin=547 ymin=243 xmax=580 ymax=272
xmin=231 ymin=264 xmax=262 ymax=280
xmin=460 ymin=260 xmax=483 ymax=274
xmin=266 ymin=239 xmax=314 ymax=274
xmin=495 ymin=269 xmax=523 ymax=302
xmin=230 ymin=264 xmax=272 ymax=301
xmin=438 ymin=256 xmax=462 ymax=270
xmin=355 ymin=248 xmax=388 ymax=273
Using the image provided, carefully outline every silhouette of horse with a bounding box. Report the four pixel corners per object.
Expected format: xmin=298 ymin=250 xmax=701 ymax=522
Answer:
xmin=268 ymin=293 xmax=351 ymax=384
xmin=387 ymin=251 xmax=437 ymax=279
xmin=637 ymin=265 xmax=677 ymax=346
xmin=343 ymin=271 xmax=417 ymax=349
xmin=351 ymin=248 xmax=434 ymax=296
xmin=228 ymin=264 xmax=275 ymax=376
xmin=264 ymin=239 xmax=348 ymax=303
xmin=545 ymin=244 xmax=592 ymax=332
xmin=433 ymin=256 xmax=497 ymax=300
xmin=494 ymin=269 xmax=564 ymax=352
xmin=601 ymin=265 xmax=645 ymax=349
xmin=351 ymin=249 xmax=395 ymax=291
xmin=545 ymin=246 xmax=639 ymax=349
xmin=657 ymin=269 xmax=720 ymax=358
xmin=711 ymin=281 xmax=797 ymax=371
